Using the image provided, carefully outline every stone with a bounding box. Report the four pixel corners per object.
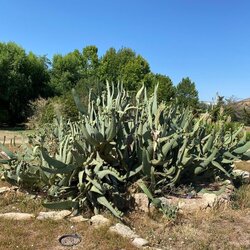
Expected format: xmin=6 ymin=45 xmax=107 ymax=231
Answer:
xmin=159 ymin=192 xmax=220 ymax=214
xmin=68 ymin=215 xmax=89 ymax=223
xmin=132 ymin=237 xmax=149 ymax=247
xmin=202 ymin=193 xmax=217 ymax=207
xmin=0 ymin=186 xmax=18 ymax=194
xmin=0 ymin=212 xmax=34 ymax=220
xmin=90 ymin=214 xmax=110 ymax=227
xmin=36 ymin=210 xmax=71 ymax=220
xmin=144 ymin=248 xmax=163 ymax=250
xmin=132 ymin=193 xmax=149 ymax=212
xmin=0 ymin=187 xmax=11 ymax=194
xmin=143 ymin=248 xmax=163 ymax=250
xmin=109 ymin=223 xmax=139 ymax=239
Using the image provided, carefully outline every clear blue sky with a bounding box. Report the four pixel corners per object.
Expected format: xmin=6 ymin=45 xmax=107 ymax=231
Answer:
xmin=1 ymin=0 xmax=250 ymax=101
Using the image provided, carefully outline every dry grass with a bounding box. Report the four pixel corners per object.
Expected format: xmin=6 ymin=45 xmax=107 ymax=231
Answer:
xmin=127 ymin=209 xmax=250 ymax=249
xmin=235 ymin=161 xmax=250 ymax=172
xmin=0 ymin=129 xmax=31 ymax=145
xmin=0 ymin=189 xmax=44 ymax=215
xmin=127 ymin=184 xmax=250 ymax=250
xmin=231 ymin=184 xmax=250 ymax=209
xmin=0 ymin=184 xmax=249 ymax=250
xmin=0 ymin=220 xmax=138 ymax=250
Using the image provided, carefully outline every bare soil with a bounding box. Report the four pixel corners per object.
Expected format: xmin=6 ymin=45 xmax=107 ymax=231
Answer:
xmin=0 ymin=129 xmax=31 ymax=145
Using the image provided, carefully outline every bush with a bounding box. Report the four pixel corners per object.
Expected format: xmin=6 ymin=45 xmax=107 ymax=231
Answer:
xmin=27 ymin=92 xmax=79 ymax=129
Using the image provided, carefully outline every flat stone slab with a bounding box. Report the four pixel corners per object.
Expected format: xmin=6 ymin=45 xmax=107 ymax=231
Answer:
xmin=90 ymin=214 xmax=111 ymax=227
xmin=109 ymin=223 xmax=139 ymax=239
xmin=109 ymin=223 xmax=149 ymax=248
xmin=0 ymin=212 xmax=35 ymax=220
xmin=132 ymin=237 xmax=149 ymax=247
xmin=0 ymin=187 xmax=11 ymax=194
xmin=0 ymin=186 xmax=18 ymax=194
xmin=68 ymin=215 xmax=89 ymax=223
xmin=36 ymin=210 xmax=71 ymax=220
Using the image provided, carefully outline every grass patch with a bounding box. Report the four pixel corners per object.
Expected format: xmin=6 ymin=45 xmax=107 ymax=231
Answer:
xmin=235 ymin=161 xmax=250 ymax=172
xmin=127 ymin=184 xmax=250 ymax=249
xmin=0 ymin=219 xmax=138 ymax=250
xmin=231 ymin=184 xmax=250 ymax=209
xmin=0 ymin=178 xmax=44 ymax=214
xmin=0 ymin=190 xmax=44 ymax=215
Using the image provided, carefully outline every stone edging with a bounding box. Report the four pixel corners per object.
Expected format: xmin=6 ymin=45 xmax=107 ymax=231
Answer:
xmin=0 ymin=211 xmax=152 ymax=249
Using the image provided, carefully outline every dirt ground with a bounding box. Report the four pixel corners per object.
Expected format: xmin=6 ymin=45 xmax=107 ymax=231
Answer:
xmin=0 ymin=129 xmax=31 ymax=145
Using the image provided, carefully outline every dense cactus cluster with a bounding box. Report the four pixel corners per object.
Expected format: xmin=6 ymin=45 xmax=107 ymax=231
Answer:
xmin=2 ymin=82 xmax=250 ymax=217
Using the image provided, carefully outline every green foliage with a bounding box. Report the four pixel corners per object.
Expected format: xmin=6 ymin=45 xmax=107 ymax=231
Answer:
xmin=150 ymin=74 xmax=175 ymax=103
xmin=5 ymin=83 xmax=250 ymax=218
xmin=246 ymin=131 xmax=250 ymax=141
xmin=0 ymin=142 xmax=17 ymax=164
xmin=4 ymin=83 xmax=250 ymax=219
xmin=99 ymin=48 xmax=150 ymax=90
xmin=50 ymin=50 xmax=83 ymax=94
xmin=120 ymin=55 xmax=150 ymax=90
xmin=0 ymin=42 xmax=50 ymax=125
xmin=82 ymin=45 xmax=99 ymax=77
xmin=176 ymin=77 xmax=199 ymax=107
xmin=27 ymin=92 xmax=79 ymax=129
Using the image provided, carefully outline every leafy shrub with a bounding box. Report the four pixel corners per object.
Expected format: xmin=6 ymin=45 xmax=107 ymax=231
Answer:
xmin=27 ymin=92 xmax=78 ymax=129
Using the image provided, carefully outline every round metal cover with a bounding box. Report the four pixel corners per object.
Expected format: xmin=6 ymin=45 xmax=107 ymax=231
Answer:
xmin=59 ymin=233 xmax=82 ymax=246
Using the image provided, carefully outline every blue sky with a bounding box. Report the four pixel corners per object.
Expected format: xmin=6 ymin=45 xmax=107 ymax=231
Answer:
xmin=0 ymin=0 xmax=250 ymax=101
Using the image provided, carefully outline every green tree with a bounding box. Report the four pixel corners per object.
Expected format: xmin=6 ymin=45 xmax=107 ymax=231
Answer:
xmin=0 ymin=42 xmax=50 ymax=125
xmin=99 ymin=48 xmax=119 ymax=83
xmin=152 ymin=74 xmax=175 ymax=103
xmin=82 ymin=45 xmax=99 ymax=77
xmin=50 ymin=46 xmax=100 ymax=95
xmin=176 ymin=77 xmax=199 ymax=107
xmin=50 ymin=49 xmax=83 ymax=94
xmin=120 ymin=55 xmax=150 ymax=90
xmin=99 ymin=47 xmax=150 ymax=91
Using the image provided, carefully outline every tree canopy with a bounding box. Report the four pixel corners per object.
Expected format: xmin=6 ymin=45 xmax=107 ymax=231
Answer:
xmin=176 ymin=77 xmax=199 ymax=107
xmin=0 ymin=41 xmax=201 ymax=125
xmin=0 ymin=42 xmax=50 ymax=124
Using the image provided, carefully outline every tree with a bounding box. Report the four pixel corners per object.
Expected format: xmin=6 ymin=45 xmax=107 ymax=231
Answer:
xmin=176 ymin=77 xmax=199 ymax=107
xmin=152 ymin=74 xmax=175 ymax=103
xmin=50 ymin=46 xmax=100 ymax=95
xmin=120 ymin=55 xmax=150 ymax=91
xmin=99 ymin=47 xmax=151 ymax=91
xmin=50 ymin=49 xmax=83 ymax=94
xmin=0 ymin=42 xmax=50 ymax=125
xmin=99 ymin=48 xmax=119 ymax=83
xmin=82 ymin=45 xmax=99 ymax=77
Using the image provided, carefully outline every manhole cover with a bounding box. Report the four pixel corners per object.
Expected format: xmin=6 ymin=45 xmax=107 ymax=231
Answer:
xmin=59 ymin=234 xmax=82 ymax=246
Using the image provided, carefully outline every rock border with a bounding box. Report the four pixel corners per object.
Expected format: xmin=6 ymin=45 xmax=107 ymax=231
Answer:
xmin=0 ymin=211 xmax=151 ymax=248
